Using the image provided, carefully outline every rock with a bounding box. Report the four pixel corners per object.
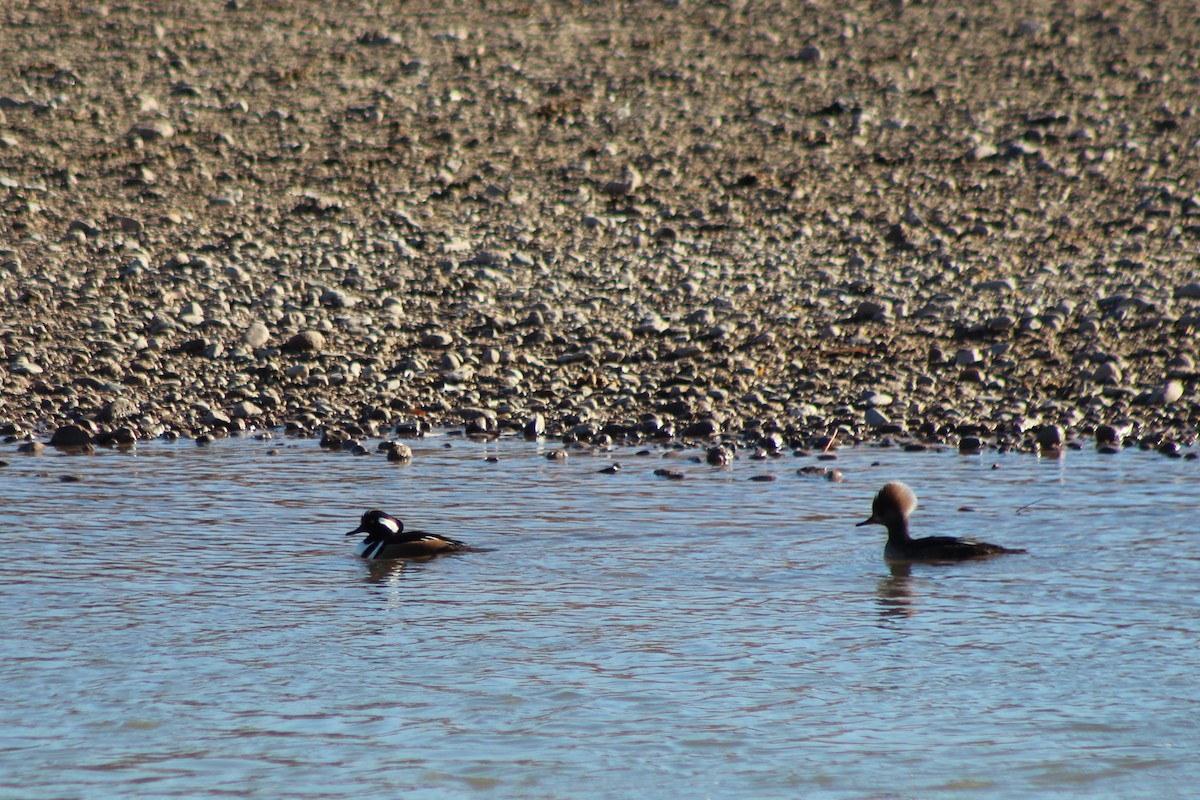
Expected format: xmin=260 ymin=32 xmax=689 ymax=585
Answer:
xmin=244 ymin=322 xmax=270 ymax=348
xmin=955 ymin=348 xmax=984 ymax=367
xmin=706 ymin=446 xmax=732 ymax=466
xmin=1095 ymin=424 xmax=1122 ymax=447
xmin=600 ymin=166 xmax=643 ymax=197
xmin=523 ymin=413 xmax=546 ymax=439
xmin=49 ymin=425 xmax=92 ymax=448
xmin=17 ymin=441 xmax=45 ymax=454
xmin=281 ymin=330 xmax=325 ymax=353
xmin=129 ymin=121 xmax=175 ymax=141
xmin=1166 ymin=353 xmax=1194 ymax=376
xmin=99 ymin=397 xmax=139 ymax=423
xmin=95 ymin=427 xmax=135 ymax=447
xmin=794 ymin=44 xmax=822 ymax=62
xmin=864 ymin=408 xmax=889 ymax=427
xmin=385 ymin=442 xmax=413 ymax=462
xmin=680 ymin=419 xmax=720 ymax=438
xmin=231 ymin=400 xmax=264 ymax=418
xmin=861 ymin=391 xmax=893 ymax=408
xmin=320 ymin=288 xmax=357 ymax=308
xmin=960 ymin=367 xmax=986 ymax=383
xmin=204 ymin=409 xmax=233 ymax=427
xmin=9 ymin=357 xmax=43 ymax=376
xmin=959 ymin=435 xmax=983 ymax=454
xmin=1153 ymin=379 xmax=1184 ymax=405
xmin=1093 ymin=362 xmax=1122 ymax=385
xmin=420 ymin=331 xmax=454 ymax=348
xmin=1174 ymin=282 xmax=1200 ymax=299
xmin=1036 ymin=424 xmax=1064 ymax=450
xmin=797 ymin=465 xmax=830 ymax=478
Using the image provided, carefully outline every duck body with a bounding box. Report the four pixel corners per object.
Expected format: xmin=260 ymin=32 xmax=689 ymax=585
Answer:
xmin=859 ymin=482 xmax=1026 ymax=563
xmin=346 ymin=509 xmax=468 ymax=560
xmin=882 ymin=534 xmax=1025 ymax=562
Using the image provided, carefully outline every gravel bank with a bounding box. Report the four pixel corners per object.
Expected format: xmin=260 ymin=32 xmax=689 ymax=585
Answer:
xmin=1 ymin=1 xmax=1198 ymax=456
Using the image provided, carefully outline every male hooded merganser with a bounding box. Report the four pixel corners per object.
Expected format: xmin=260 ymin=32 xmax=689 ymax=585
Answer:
xmin=857 ymin=482 xmax=1027 ymax=562
xmin=346 ymin=509 xmax=469 ymax=560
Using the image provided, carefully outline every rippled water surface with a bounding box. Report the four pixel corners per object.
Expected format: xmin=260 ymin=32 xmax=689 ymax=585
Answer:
xmin=2 ymin=434 xmax=1197 ymax=798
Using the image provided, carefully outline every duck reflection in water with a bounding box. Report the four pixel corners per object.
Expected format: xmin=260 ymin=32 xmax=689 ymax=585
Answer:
xmin=364 ymin=559 xmax=409 ymax=585
xmin=876 ymin=562 xmax=917 ymax=620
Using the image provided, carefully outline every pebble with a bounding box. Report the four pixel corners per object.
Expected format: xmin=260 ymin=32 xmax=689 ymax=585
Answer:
xmin=244 ymin=322 xmax=270 ymax=348
xmin=864 ymin=408 xmax=889 ymax=427
xmin=232 ymin=401 xmax=264 ymax=419
xmin=706 ymin=446 xmax=732 ymax=466
xmin=1095 ymin=424 xmax=1122 ymax=446
xmin=99 ymin=397 xmax=139 ymax=423
xmin=1153 ymin=380 xmax=1184 ymax=405
xmin=681 ymin=419 xmax=720 ymax=439
xmin=1093 ymin=362 xmax=1122 ymax=385
xmin=955 ymin=348 xmax=984 ymax=367
xmin=959 ymin=435 xmax=983 ymax=455
xmin=1036 ymin=424 xmax=1064 ymax=451
xmin=281 ymin=330 xmax=325 ymax=353
xmin=0 ymin=6 xmax=1198 ymax=464
xmin=421 ymin=331 xmax=454 ymax=348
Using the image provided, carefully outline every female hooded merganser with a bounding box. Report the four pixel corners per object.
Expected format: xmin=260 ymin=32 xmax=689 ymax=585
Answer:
xmin=346 ymin=509 xmax=469 ymax=560
xmin=857 ymin=482 xmax=1027 ymax=562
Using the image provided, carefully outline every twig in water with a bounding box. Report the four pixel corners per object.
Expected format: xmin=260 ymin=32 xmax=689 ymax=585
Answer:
xmin=1015 ymin=498 xmax=1044 ymax=515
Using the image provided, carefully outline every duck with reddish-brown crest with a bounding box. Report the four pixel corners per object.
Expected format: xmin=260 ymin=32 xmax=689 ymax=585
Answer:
xmin=858 ymin=482 xmax=1027 ymax=562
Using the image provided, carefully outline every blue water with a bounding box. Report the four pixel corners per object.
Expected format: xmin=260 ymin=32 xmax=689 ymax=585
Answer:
xmin=1 ymin=434 xmax=1196 ymax=798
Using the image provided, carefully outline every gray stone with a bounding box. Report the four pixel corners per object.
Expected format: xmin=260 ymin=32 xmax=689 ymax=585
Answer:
xmin=99 ymin=397 xmax=138 ymax=423
xmin=1155 ymin=380 xmax=1184 ymax=405
xmin=244 ymin=322 xmax=270 ymax=348
xmin=204 ymin=409 xmax=232 ymax=427
xmin=421 ymin=331 xmax=454 ymax=348
xmin=795 ymin=44 xmax=822 ymax=62
xmin=955 ymin=348 xmax=984 ymax=367
xmin=523 ymin=413 xmax=546 ymax=439
xmin=231 ymin=400 xmax=264 ymax=418
xmin=1093 ymin=362 xmax=1122 ymax=385
xmin=862 ymin=390 xmax=893 ymax=408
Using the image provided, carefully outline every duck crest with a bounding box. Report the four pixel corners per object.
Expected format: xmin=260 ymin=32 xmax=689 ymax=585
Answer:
xmin=874 ymin=482 xmax=917 ymax=519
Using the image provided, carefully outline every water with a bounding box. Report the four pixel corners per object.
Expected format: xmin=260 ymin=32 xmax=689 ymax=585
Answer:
xmin=1 ymin=434 xmax=1196 ymax=799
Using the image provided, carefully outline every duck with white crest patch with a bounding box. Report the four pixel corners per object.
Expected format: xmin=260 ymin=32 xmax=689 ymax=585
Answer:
xmin=346 ymin=510 xmax=470 ymax=560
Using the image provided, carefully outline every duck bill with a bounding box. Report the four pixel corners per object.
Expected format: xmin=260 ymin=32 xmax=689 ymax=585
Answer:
xmin=346 ymin=526 xmax=367 ymax=536
xmin=856 ymin=515 xmax=880 ymax=527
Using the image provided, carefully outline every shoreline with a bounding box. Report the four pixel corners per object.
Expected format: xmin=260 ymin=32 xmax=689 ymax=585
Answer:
xmin=2 ymin=2 xmax=1197 ymax=453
